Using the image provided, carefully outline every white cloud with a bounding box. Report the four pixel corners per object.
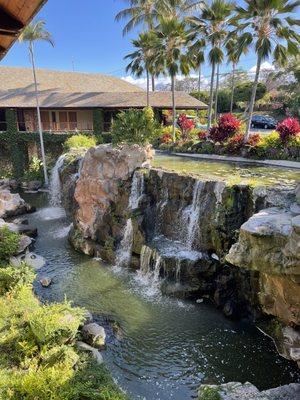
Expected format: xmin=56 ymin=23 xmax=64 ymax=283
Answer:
xmin=249 ymin=61 xmax=275 ymax=73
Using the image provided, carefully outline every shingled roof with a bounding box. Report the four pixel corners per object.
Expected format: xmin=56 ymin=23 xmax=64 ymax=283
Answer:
xmin=0 ymin=66 xmax=207 ymax=109
xmin=0 ymin=1 xmax=47 ymax=59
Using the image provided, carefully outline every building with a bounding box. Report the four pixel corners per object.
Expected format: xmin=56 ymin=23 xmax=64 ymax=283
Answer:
xmin=0 ymin=0 xmax=47 ymax=59
xmin=0 ymin=66 xmax=207 ymax=133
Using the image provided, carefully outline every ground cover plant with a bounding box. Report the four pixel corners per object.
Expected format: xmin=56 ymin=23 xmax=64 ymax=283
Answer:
xmin=0 ymin=227 xmax=129 ymax=400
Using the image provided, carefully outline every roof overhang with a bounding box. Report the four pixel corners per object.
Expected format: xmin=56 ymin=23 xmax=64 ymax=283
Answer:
xmin=0 ymin=0 xmax=47 ymax=60
xmin=0 ymin=90 xmax=207 ymax=110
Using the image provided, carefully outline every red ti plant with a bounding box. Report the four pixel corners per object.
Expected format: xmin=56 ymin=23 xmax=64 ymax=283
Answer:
xmin=209 ymin=113 xmax=241 ymax=142
xmin=276 ymin=118 xmax=300 ymax=142
xmin=197 ymin=130 xmax=207 ymax=140
xmin=247 ymin=133 xmax=261 ymax=146
xmin=177 ymin=114 xmax=195 ymax=140
xmin=160 ymin=133 xmax=172 ymax=144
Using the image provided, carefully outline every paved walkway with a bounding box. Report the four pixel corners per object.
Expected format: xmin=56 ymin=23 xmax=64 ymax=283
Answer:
xmin=170 ymin=152 xmax=300 ymax=169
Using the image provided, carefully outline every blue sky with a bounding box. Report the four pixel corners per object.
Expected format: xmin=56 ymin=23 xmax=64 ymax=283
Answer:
xmin=1 ymin=0 xmax=299 ymax=88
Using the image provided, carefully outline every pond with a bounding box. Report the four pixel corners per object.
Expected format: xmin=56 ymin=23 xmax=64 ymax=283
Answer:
xmin=23 ymin=191 xmax=300 ymax=400
xmin=152 ymin=153 xmax=300 ymax=187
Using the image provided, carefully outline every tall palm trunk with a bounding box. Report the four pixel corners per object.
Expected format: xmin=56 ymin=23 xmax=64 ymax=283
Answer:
xmin=146 ymin=70 xmax=150 ymax=106
xmin=214 ymin=63 xmax=220 ymax=122
xmin=245 ymin=55 xmax=262 ymax=141
xmin=171 ymin=74 xmax=176 ymax=142
xmin=151 ymin=74 xmax=155 ymax=91
xmin=207 ymin=62 xmax=216 ymax=131
xmin=29 ymin=42 xmax=48 ymax=186
xmin=197 ymin=64 xmax=201 ymax=118
xmin=230 ymin=62 xmax=236 ymax=113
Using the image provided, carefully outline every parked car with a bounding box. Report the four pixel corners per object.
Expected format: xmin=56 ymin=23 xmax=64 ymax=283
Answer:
xmin=251 ymin=115 xmax=277 ymax=129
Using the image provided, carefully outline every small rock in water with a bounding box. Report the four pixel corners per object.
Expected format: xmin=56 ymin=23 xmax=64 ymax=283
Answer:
xmin=40 ymin=277 xmax=52 ymax=287
xmin=12 ymin=217 xmax=28 ymax=225
xmin=27 ymin=180 xmax=42 ymax=191
xmin=10 ymin=252 xmax=46 ymax=269
xmin=17 ymin=235 xmax=32 ymax=254
xmin=211 ymin=253 xmax=219 ymax=261
xmin=76 ymin=341 xmax=104 ymax=364
xmin=196 ymin=299 xmax=204 ymax=304
xmin=83 ymin=310 xmax=93 ymax=324
xmin=82 ymin=323 xmax=106 ymax=349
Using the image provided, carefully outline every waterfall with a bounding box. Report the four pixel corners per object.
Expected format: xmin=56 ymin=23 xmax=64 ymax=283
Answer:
xmin=116 ymin=218 xmax=133 ymax=267
xmin=49 ymin=155 xmax=65 ymax=207
xmin=129 ymin=170 xmax=144 ymax=210
xmin=137 ymin=245 xmax=163 ymax=293
xmin=183 ymin=180 xmax=204 ymax=250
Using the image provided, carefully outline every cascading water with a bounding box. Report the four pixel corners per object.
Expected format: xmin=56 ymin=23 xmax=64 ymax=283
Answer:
xmin=116 ymin=218 xmax=133 ymax=267
xmin=129 ymin=170 xmax=144 ymax=210
xmin=49 ymin=155 xmax=65 ymax=207
xmin=136 ymin=245 xmax=163 ymax=295
xmin=182 ymin=180 xmax=204 ymax=250
xmin=116 ymin=170 xmax=145 ymax=267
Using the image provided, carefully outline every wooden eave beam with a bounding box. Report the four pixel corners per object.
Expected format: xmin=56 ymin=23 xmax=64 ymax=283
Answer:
xmin=0 ymin=5 xmax=24 ymax=35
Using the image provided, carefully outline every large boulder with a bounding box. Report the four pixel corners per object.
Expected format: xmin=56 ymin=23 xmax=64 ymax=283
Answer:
xmin=67 ymin=144 xmax=153 ymax=260
xmin=0 ymin=189 xmax=32 ymax=219
xmin=226 ymin=207 xmax=300 ymax=276
xmin=226 ymin=207 xmax=300 ymax=325
xmin=74 ymin=144 xmax=153 ymax=237
xmin=198 ymin=382 xmax=300 ymax=400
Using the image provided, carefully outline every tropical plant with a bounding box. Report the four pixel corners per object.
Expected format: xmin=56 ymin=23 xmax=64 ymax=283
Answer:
xmin=232 ymin=0 xmax=300 ymax=140
xmin=276 ymin=117 xmax=300 ymax=141
xmin=210 ymin=113 xmax=241 ymax=141
xmin=177 ymin=113 xmax=195 ymax=139
xmin=112 ymin=106 xmax=158 ymax=145
xmin=125 ymin=31 xmax=160 ymax=106
xmin=116 ymin=0 xmax=203 ymax=89
xmin=23 ymin=156 xmax=44 ymax=181
xmin=154 ymin=18 xmax=191 ymax=141
xmin=226 ymin=35 xmax=245 ymax=113
xmin=189 ymin=0 xmax=235 ymax=130
xmin=19 ymin=20 xmax=54 ymax=186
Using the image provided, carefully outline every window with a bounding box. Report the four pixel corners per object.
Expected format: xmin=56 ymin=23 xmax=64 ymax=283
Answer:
xmin=0 ymin=108 xmax=6 ymax=131
xmin=17 ymin=109 xmax=26 ymax=132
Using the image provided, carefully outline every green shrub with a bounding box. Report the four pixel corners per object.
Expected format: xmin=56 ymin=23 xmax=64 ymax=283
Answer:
xmin=112 ymin=107 xmax=159 ymax=146
xmin=29 ymin=301 xmax=84 ymax=345
xmin=0 ymin=226 xmax=20 ymax=263
xmin=41 ymin=345 xmax=79 ymax=369
xmin=23 ymin=156 xmax=44 ymax=181
xmin=199 ymin=387 xmax=221 ymax=400
xmin=0 ymin=263 xmax=35 ymax=295
xmin=64 ymin=134 xmax=96 ymax=150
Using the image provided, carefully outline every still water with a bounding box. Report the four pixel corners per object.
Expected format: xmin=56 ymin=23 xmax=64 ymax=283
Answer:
xmin=23 ymin=179 xmax=299 ymax=400
xmin=152 ymin=153 xmax=300 ymax=187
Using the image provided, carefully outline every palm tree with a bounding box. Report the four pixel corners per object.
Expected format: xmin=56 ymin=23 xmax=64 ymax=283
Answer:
xmin=187 ymin=36 xmax=205 ymax=98
xmin=232 ymin=0 xmax=300 ymax=140
xmin=125 ymin=31 xmax=159 ymax=106
xmin=189 ymin=0 xmax=234 ymax=130
xmin=226 ymin=35 xmax=241 ymax=113
xmin=19 ymin=20 xmax=54 ymax=186
xmin=154 ymin=18 xmax=191 ymax=141
xmin=214 ymin=63 xmax=220 ymax=121
xmin=116 ymin=0 xmax=203 ymax=90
